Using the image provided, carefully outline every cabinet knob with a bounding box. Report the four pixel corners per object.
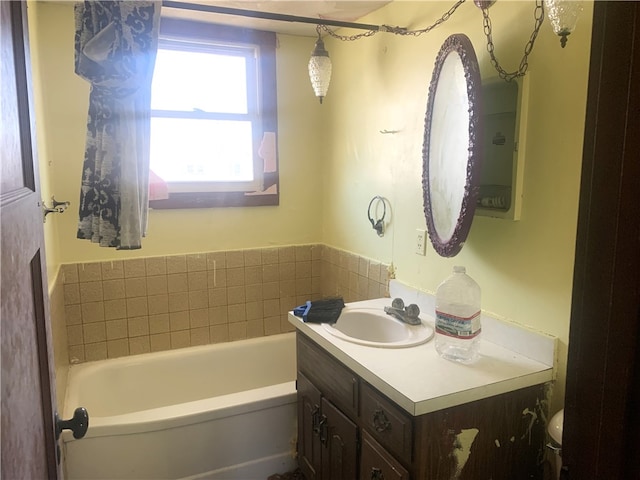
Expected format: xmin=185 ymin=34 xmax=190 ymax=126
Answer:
xmin=372 ymin=408 xmax=391 ymax=433
xmin=371 ymin=467 xmax=385 ymax=480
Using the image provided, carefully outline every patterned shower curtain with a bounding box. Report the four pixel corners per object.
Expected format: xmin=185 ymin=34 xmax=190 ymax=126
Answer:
xmin=74 ymin=1 xmax=161 ymax=249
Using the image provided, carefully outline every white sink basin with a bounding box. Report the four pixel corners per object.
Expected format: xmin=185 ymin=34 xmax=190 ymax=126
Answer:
xmin=322 ymin=307 xmax=434 ymax=348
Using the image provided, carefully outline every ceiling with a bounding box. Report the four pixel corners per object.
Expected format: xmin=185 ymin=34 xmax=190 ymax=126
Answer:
xmin=161 ymin=1 xmax=391 ymax=37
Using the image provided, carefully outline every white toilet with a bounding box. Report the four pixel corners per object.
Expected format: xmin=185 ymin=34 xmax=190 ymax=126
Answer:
xmin=547 ymin=409 xmax=564 ymax=479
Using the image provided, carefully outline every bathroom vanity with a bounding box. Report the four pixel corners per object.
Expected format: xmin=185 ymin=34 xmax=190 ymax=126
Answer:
xmin=289 ymin=294 xmax=555 ymax=479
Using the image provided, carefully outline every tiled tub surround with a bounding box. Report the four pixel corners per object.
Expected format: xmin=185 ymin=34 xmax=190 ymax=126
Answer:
xmin=61 ymin=245 xmax=390 ymax=363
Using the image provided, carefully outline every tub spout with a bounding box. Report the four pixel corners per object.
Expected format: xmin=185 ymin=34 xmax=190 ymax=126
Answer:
xmin=384 ymin=298 xmax=422 ymax=326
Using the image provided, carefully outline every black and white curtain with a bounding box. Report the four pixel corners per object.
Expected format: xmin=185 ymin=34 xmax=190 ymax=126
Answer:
xmin=74 ymin=1 xmax=161 ymax=249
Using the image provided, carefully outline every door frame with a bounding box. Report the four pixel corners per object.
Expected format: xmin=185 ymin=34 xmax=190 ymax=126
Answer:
xmin=563 ymin=1 xmax=640 ymax=478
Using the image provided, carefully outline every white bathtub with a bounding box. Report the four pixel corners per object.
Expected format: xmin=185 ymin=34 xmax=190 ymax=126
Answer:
xmin=62 ymin=333 xmax=298 ymax=480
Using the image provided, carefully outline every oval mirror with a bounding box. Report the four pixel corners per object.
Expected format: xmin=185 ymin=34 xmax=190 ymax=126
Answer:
xmin=422 ymin=34 xmax=483 ymax=257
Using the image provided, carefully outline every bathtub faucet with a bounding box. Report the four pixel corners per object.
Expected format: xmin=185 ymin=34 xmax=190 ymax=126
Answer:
xmin=384 ymin=298 xmax=421 ymax=326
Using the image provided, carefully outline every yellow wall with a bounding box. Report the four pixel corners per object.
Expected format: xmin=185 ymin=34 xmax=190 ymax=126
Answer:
xmin=322 ymin=0 xmax=593 ymax=411
xmin=28 ymin=1 xmax=324 ymax=272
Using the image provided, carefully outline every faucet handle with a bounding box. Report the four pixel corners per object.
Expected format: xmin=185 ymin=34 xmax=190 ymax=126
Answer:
xmin=391 ymin=298 xmax=405 ymax=310
xmin=405 ymin=303 xmax=420 ymax=318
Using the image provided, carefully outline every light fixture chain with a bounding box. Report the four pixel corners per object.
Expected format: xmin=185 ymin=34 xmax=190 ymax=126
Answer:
xmin=319 ymin=0 xmax=467 ymax=41
xmin=482 ymin=0 xmax=545 ymax=82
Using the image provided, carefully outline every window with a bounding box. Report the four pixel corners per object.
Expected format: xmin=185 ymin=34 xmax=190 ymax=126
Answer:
xmin=149 ymin=19 xmax=279 ymax=209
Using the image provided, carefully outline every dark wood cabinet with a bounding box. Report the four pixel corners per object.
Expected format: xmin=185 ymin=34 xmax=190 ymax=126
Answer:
xmin=296 ymin=332 xmax=548 ymax=479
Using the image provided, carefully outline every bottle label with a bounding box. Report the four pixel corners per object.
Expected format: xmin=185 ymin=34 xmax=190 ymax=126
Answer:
xmin=435 ymin=310 xmax=481 ymax=339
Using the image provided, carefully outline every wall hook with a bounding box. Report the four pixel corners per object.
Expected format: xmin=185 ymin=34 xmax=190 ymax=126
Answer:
xmin=367 ymin=196 xmax=387 ymax=237
xmin=42 ymin=196 xmax=70 ymax=223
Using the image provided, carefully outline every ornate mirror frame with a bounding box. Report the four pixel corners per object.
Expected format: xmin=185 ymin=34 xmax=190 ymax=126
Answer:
xmin=422 ymin=33 xmax=483 ymax=257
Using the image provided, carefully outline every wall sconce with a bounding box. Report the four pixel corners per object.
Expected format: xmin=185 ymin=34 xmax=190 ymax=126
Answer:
xmin=308 ymin=26 xmax=332 ymax=104
xmin=544 ymin=0 xmax=584 ymax=47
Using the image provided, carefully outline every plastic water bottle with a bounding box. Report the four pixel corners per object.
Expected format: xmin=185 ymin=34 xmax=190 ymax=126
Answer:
xmin=434 ymin=266 xmax=481 ymax=364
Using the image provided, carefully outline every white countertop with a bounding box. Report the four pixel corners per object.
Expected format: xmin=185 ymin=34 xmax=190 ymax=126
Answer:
xmin=289 ymin=296 xmax=555 ymax=416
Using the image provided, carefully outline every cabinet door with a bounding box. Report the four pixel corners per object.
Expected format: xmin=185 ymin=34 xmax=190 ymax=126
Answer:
xmin=360 ymin=430 xmax=410 ymax=480
xmin=298 ymin=373 xmax=323 ymax=480
xmin=321 ymin=398 xmax=358 ymax=480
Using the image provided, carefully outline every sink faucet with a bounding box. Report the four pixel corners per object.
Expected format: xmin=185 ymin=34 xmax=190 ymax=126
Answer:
xmin=384 ymin=298 xmax=421 ymax=326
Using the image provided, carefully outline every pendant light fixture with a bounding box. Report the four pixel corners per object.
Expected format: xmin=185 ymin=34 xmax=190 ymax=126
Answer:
xmin=308 ymin=26 xmax=332 ymax=104
xmin=544 ymin=0 xmax=584 ymax=47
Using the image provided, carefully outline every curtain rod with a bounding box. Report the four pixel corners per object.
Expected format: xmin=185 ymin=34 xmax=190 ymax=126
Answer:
xmin=161 ymin=1 xmax=389 ymax=32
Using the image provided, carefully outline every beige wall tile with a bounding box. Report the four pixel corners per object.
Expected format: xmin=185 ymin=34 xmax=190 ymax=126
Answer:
xmin=227 ymin=303 xmax=246 ymax=323
xmin=208 ymin=287 xmax=227 ymax=306
xmin=208 ymin=306 xmax=228 ymax=325
xmin=262 ymin=264 xmax=279 ymax=283
xmin=227 ymin=286 xmax=246 ymax=305
xmin=279 ymin=262 xmax=295 ymax=281
xmin=81 ymin=302 xmax=104 ymax=323
xmin=107 ymin=339 xmax=129 ymax=358
xmin=78 ymin=263 xmax=102 ymax=282
xmin=125 ymin=277 xmax=147 ymax=298
xmin=106 ymin=319 xmax=128 ymax=340
xmin=359 ymin=257 xmax=369 ymax=278
xmin=262 ymin=248 xmax=279 ymax=265
xmin=349 ymin=254 xmax=359 ymax=273
xmin=245 ymin=284 xmax=263 ymax=302
xmin=189 ymin=308 xmax=208 ymax=328
xmin=312 ymin=260 xmax=322 ymax=278
xmin=65 ymin=304 xmax=82 ymax=325
xmin=226 ymin=250 xmax=245 ymax=268
xmin=169 ymin=311 xmax=190 ymax=331
xmin=295 ymin=245 xmax=312 ymax=262
xmin=84 ymin=342 xmax=107 ymax=361
xmin=279 ymin=281 xmax=296 ymax=298
xmin=147 ymin=294 xmax=169 ymax=315
xmin=244 ymin=249 xmax=262 ymax=266
xmin=227 ymin=267 xmax=245 ymax=286
xmin=264 ymin=316 xmax=281 ymax=335
xmin=67 ymin=325 xmax=83 ymax=346
xmin=123 ymin=258 xmax=146 ymax=278
xmin=104 ymin=299 xmax=127 ymax=320
xmin=126 ymin=297 xmax=148 ymax=317
xmin=187 ymin=271 xmax=207 ymax=291
xmin=145 ymin=256 xmax=167 ymax=276
xmin=280 ymin=316 xmax=296 ymax=333
xmin=146 ymin=275 xmax=168 ymax=295
xmin=190 ymin=327 xmax=209 ymax=346
xmin=128 ymin=316 xmax=149 ymax=337
xmin=150 ymin=333 xmax=171 ymax=352
xmin=103 ymin=279 xmax=125 ymax=300
xmin=368 ymin=261 xmax=381 ymax=282
xmin=68 ymin=345 xmax=85 ymax=363
xmin=263 ymin=282 xmax=279 ymax=300
xmin=188 ymin=290 xmax=208 ymax=309
xmin=187 ymin=253 xmax=207 ymax=272
xmin=296 ymin=278 xmax=312 ymax=296
xmin=149 ymin=313 xmax=170 ymax=334
xmin=129 ymin=336 xmax=151 ymax=355
xmin=247 ymin=319 xmax=264 ymax=338
xmin=207 ymin=269 xmax=227 ymax=288
xmin=278 ymin=246 xmax=295 ymax=263
xmin=311 ymin=244 xmax=322 ymax=260
xmin=246 ymin=301 xmax=263 ymax=321
xmin=296 ymin=261 xmax=312 ymax=279
xmin=209 ymin=324 xmax=229 ymax=343
xmin=167 ymin=273 xmax=188 ymax=293
xmin=79 ymin=281 xmax=103 ymax=303
xmin=207 ymin=252 xmax=226 ymax=270
xmin=101 ymin=261 xmax=124 ymax=280
xmin=170 ymin=330 xmax=190 ymax=349
xmin=228 ymin=322 xmax=247 ymax=341
xmin=83 ymin=323 xmax=106 ymax=343
xmin=264 ymin=299 xmax=280 ymax=317
xmin=166 ymin=255 xmax=187 ymax=274
xmin=62 ymin=264 xmax=79 ymax=284
xmin=245 ymin=266 xmax=262 ymax=285
xmin=168 ymin=292 xmax=189 ymax=312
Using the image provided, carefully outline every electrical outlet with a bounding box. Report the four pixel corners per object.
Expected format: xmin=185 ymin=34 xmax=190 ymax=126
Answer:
xmin=415 ymin=229 xmax=427 ymax=256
